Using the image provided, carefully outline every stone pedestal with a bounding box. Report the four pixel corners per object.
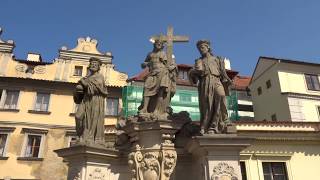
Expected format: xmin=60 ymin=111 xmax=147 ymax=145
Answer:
xmin=123 ymin=119 xmax=183 ymax=180
xmin=55 ymin=145 xmax=129 ymax=180
xmin=186 ymin=134 xmax=254 ymax=180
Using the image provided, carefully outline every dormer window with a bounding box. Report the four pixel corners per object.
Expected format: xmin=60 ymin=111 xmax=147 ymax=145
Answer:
xmin=74 ymin=66 xmax=83 ymax=76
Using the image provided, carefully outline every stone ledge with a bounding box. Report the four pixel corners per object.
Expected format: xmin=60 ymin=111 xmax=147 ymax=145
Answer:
xmin=21 ymin=128 xmax=48 ymax=134
xmin=28 ymin=110 xmax=51 ymax=115
xmin=0 ymin=156 xmax=9 ymax=160
xmin=0 ymin=108 xmax=19 ymax=112
xmin=0 ymin=127 xmax=16 ymax=132
xmin=186 ymin=134 xmax=255 ymax=156
xmin=17 ymin=157 xmax=44 ymax=161
xmin=54 ymin=145 xmax=120 ymax=162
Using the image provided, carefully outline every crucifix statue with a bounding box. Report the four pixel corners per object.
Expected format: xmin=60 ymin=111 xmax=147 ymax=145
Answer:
xmin=150 ymin=26 xmax=189 ymax=65
xmin=138 ymin=26 xmax=189 ymax=119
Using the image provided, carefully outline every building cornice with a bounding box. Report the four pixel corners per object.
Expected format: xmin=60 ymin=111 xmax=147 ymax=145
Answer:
xmin=0 ymin=76 xmax=124 ymax=88
xmin=235 ymin=121 xmax=320 ymax=133
xmin=282 ymin=92 xmax=320 ymax=100
xmin=0 ymin=121 xmax=74 ymax=129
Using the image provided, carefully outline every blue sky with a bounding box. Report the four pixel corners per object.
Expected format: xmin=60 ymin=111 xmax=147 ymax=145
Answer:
xmin=1 ymin=0 xmax=320 ymax=77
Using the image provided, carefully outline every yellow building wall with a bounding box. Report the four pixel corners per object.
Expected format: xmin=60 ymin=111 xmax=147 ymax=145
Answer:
xmin=278 ymin=71 xmax=320 ymax=96
xmin=278 ymin=70 xmax=320 ymax=121
xmin=250 ymin=64 xmax=291 ymax=121
xmin=0 ymin=126 xmax=69 ymax=180
xmin=241 ymin=141 xmax=320 ymax=180
xmin=0 ymin=89 xmax=121 ymax=126
xmin=301 ymin=100 xmax=320 ymax=121
xmin=0 ymin=90 xmax=74 ymax=126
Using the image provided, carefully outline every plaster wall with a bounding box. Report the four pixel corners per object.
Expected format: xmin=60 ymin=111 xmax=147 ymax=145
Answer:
xmin=278 ymin=67 xmax=320 ymax=121
xmin=300 ymin=99 xmax=320 ymax=121
xmin=278 ymin=70 xmax=320 ymax=96
xmin=250 ymin=63 xmax=290 ymax=121
xmin=241 ymin=141 xmax=320 ymax=180
xmin=0 ymin=89 xmax=75 ymax=126
xmin=0 ymin=126 xmax=69 ymax=180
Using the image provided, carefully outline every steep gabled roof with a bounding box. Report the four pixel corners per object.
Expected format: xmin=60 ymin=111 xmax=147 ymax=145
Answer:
xmin=250 ymin=56 xmax=320 ymax=85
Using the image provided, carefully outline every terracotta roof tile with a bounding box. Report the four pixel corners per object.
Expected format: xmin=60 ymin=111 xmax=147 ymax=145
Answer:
xmin=233 ymin=75 xmax=251 ymax=91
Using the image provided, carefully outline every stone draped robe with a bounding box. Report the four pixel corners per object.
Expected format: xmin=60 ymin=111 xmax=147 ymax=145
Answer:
xmin=74 ymin=73 xmax=108 ymax=143
xmin=190 ymin=56 xmax=231 ymax=133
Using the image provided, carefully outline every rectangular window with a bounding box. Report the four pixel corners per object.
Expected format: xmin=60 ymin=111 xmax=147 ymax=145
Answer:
xmin=24 ymin=135 xmax=42 ymax=158
xmin=305 ymin=74 xmax=320 ymax=91
xmin=0 ymin=134 xmax=8 ymax=157
xmin=178 ymin=70 xmax=189 ymax=80
xmin=34 ymin=93 xmax=50 ymax=111
xmin=3 ymin=90 xmax=19 ymax=109
xmin=106 ymin=98 xmax=119 ymax=116
xmin=257 ymin=87 xmax=262 ymax=95
xmin=238 ymin=104 xmax=254 ymax=112
xmin=317 ymin=106 xmax=320 ymax=119
xmin=246 ymin=87 xmax=251 ymax=97
xmin=271 ymin=114 xmax=277 ymax=121
xmin=179 ymin=93 xmax=192 ymax=102
xmin=240 ymin=161 xmax=247 ymax=180
xmin=74 ymin=66 xmax=83 ymax=76
xmin=262 ymin=162 xmax=288 ymax=180
xmin=266 ymin=80 xmax=272 ymax=89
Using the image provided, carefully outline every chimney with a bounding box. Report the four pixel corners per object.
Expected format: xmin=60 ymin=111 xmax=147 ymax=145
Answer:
xmin=224 ymin=58 xmax=231 ymax=70
xmin=27 ymin=53 xmax=42 ymax=62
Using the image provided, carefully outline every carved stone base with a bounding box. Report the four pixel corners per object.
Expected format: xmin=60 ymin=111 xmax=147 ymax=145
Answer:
xmin=128 ymin=146 xmax=177 ymax=180
xmin=123 ymin=118 xmax=184 ymax=180
xmin=55 ymin=145 xmax=129 ymax=180
xmin=186 ymin=134 xmax=254 ymax=180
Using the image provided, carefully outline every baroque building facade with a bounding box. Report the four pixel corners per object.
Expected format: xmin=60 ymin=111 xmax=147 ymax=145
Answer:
xmin=0 ymin=29 xmax=127 ymax=179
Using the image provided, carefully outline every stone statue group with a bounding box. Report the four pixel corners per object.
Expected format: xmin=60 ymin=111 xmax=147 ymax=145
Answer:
xmin=73 ymin=36 xmax=233 ymax=146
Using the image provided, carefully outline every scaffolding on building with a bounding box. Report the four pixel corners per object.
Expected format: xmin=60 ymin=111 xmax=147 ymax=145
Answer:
xmin=122 ymin=85 xmax=239 ymax=121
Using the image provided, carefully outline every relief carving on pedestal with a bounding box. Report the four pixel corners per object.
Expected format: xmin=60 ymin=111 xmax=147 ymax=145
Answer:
xmin=211 ymin=162 xmax=238 ymax=180
xmin=161 ymin=150 xmax=177 ymax=179
xmin=128 ymin=145 xmax=177 ymax=180
xmin=73 ymin=172 xmax=81 ymax=180
xmin=88 ymin=168 xmax=106 ymax=180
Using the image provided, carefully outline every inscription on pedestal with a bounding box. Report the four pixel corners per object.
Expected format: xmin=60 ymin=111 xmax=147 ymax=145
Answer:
xmin=88 ymin=168 xmax=106 ymax=180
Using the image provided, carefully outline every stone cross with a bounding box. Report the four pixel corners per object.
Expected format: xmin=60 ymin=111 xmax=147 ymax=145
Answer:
xmin=151 ymin=26 xmax=189 ymax=62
